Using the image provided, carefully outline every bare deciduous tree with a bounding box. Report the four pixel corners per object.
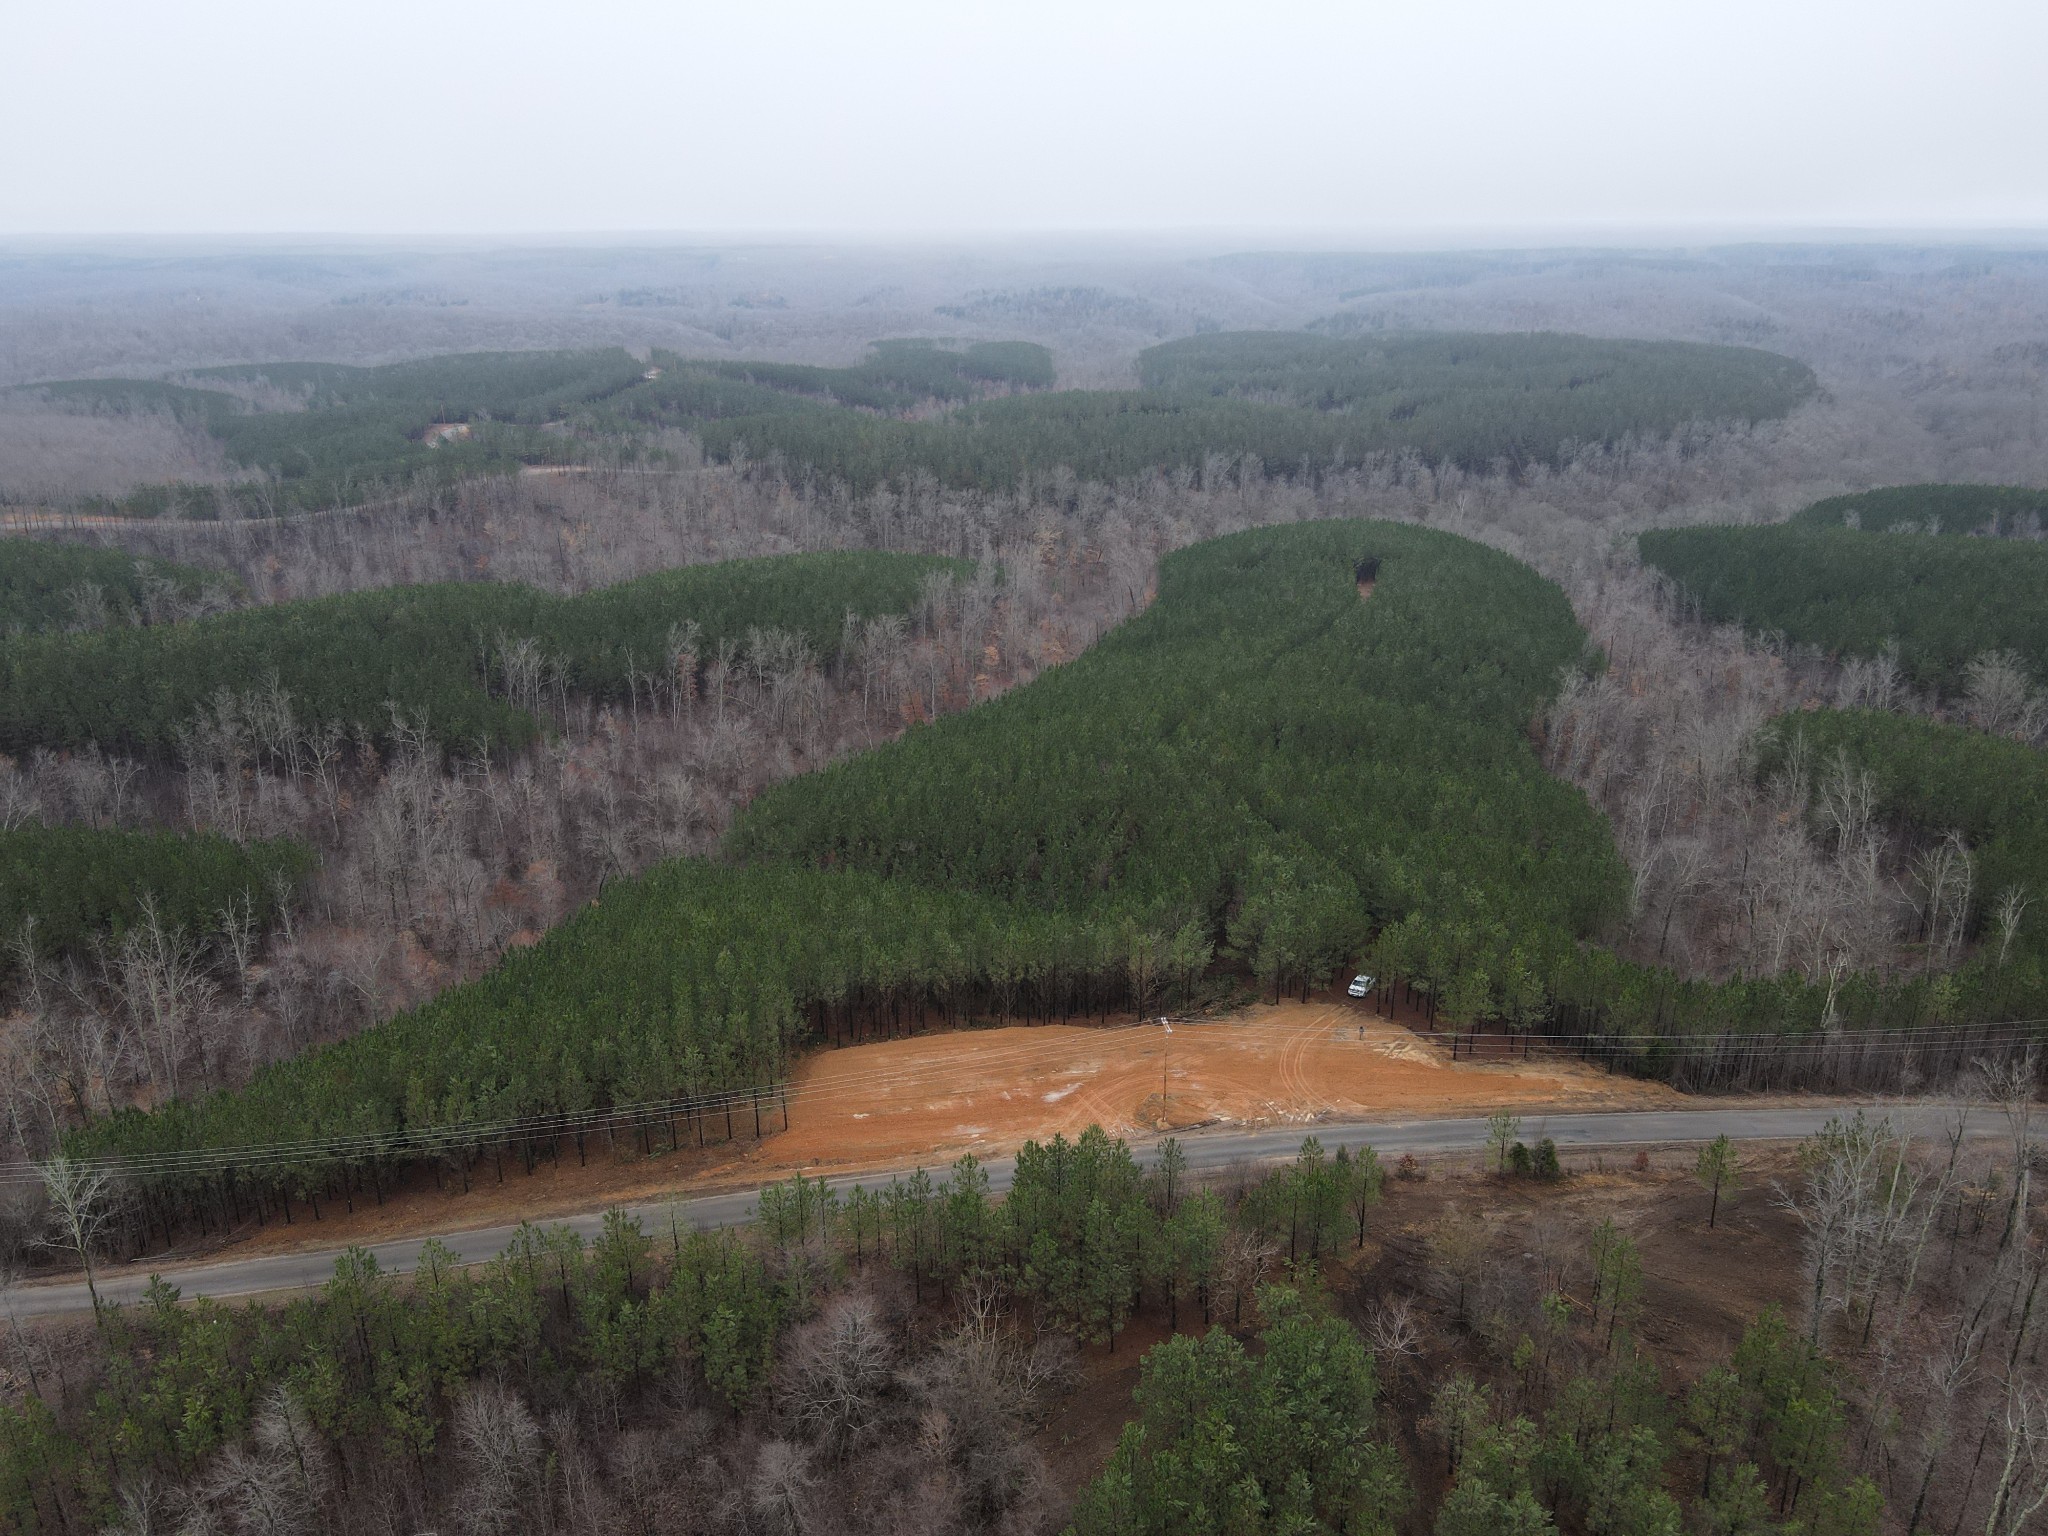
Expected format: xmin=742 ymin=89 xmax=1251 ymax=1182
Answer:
xmin=1916 ymin=830 xmax=1977 ymax=972
xmin=1363 ymin=1293 xmax=1425 ymax=1369
xmin=1982 ymin=1380 xmax=2048 ymax=1536
xmin=899 ymin=1278 xmax=1070 ymax=1529
xmin=1993 ymin=885 xmax=2033 ymax=966
xmin=1964 ymin=650 xmax=2047 ymax=743
xmin=451 ymin=1378 xmax=543 ymax=1536
xmin=783 ymin=1289 xmax=896 ymax=1460
xmin=115 ymin=893 xmax=219 ymax=1100
xmin=35 ymin=1153 xmax=117 ymax=1318
xmin=748 ymin=1439 xmax=818 ymax=1536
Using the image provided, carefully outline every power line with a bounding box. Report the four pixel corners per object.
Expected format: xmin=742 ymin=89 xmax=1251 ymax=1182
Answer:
xmin=20 ymin=1015 xmax=2045 ymax=1183
xmin=8 ymin=1022 xmax=1140 ymax=1182
xmin=11 ymin=1012 xmax=2041 ymax=1185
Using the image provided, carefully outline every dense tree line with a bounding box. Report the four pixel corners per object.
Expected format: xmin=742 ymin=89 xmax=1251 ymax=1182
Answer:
xmin=29 ymin=330 xmax=1814 ymax=514
xmin=674 ymin=332 xmax=1816 ymax=496
xmin=33 ymin=341 xmax=1058 ymax=516
xmin=0 ymin=550 xmax=961 ymax=755
xmin=63 ymin=855 xmax=1247 ymax=1235
xmin=733 ymin=519 xmax=1622 ymax=961
xmin=50 ymin=331 xmax=1806 ymax=515
xmin=0 ymin=541 xmax=236 ymax=635
xmin=695 ymin=338 xmax=1057 ymax=408
xmin=37 ymin=351 xmax=640 ymax=515
xmin=1137 ymin=331 xmax=1815 ymax=424
xmin=1069 ymin=1286 xmax=1406 ymax=1536
xmin=735 ymin=518 xmax=1694 ymax=1056
xmin=1790 ymin=483 xmax=2048 ymax=536
xmin=1638 ymin=519 xmax=2048 ymax=695
xmin=1759 ymin=710 xmax=2048 ymax=961
xmin=1068 ymin=1299 xmax=1880 ymax=1536
xmin=0 ymin=824 xmax=307 ymax=965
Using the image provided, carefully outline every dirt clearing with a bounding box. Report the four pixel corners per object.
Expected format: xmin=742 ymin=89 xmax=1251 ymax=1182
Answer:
xmin=768 ymin=1001 xmax=1677 ymax=1173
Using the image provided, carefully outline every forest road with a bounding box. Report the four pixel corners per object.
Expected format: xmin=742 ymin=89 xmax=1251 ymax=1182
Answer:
xmin=10 ymin=1101 xmax=1978 ymax=1317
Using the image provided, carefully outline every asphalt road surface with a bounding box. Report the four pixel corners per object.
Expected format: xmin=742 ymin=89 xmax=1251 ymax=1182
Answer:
xmin=9 ymin=1102 xmax=1978 ymax=1317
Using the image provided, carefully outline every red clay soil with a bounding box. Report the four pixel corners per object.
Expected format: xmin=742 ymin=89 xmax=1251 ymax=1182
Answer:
xmin=202 ymin=1004 xmax=1676 ymax=1262
xmin=768 ymin=1001 xmax=1676 ymax=1173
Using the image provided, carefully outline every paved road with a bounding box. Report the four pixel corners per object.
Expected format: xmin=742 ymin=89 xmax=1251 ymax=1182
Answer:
xmin=8 ymin=1103 xmax=1978 ymax=1317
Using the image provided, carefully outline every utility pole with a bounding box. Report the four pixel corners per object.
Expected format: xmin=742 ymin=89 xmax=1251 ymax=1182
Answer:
xmin=1160 ymin=1017 xmax=1172 ymax=1119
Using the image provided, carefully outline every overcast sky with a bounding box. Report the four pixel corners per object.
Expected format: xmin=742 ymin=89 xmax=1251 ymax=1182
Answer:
xmin=5 ymin=0 xmax=2044 ymax=237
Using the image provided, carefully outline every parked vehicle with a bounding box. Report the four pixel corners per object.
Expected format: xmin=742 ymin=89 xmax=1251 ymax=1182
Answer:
xmin=1347 ymin=973 xmax=1375 ymax=998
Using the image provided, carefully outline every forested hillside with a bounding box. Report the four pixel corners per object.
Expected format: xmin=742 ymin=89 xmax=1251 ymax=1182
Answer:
xmin=1790 ymin=482 xmax=2048 ymax=535
xmin=0 ymin=824 xmax=307 ymax=964
xmin=0 ymin=540 xmax=235 ymax=634
xmin=0 ymin=550 xmax=963 ymax=755
xmin=24 ymin=329 xmax=1813 ymax=512
xmin=9 ymin=242 xmax=2048 ymax=1536
xmin=1761 ymin=709 xmax=2048 ymax=962
xmin=1638 ymin=518 xmax=2048 ymax=694
xmin=732 ymin=520 xmax=1621 ymax=952
xmin=62 ymin=517 xmax=2048 ymax=1224
xmin=639 ymin=337 xmax=1056 ymax=412
xmin=29 ymin=341 xmax=1058 ymax=514
xmin=34 ymin=350 xmax=641 ymax=514
xmin=71 ymin=521 xmax=1635 ymax=1214
xmin=1138 ymin=330 xmax=1812 ymax=421
xmin=673 ymin=331 xmax=1814 ymax=494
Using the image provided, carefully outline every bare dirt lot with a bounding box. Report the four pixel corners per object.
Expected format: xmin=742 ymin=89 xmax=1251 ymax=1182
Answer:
xmin=768 ymin=1001 xmax=1677 ymax=1172
xmin=204 ymin=1004 xmax=1678 ymax=1261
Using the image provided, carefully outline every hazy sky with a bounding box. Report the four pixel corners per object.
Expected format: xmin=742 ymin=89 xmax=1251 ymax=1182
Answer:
xmin=5 ymin=0 xmax=2044 ymax=236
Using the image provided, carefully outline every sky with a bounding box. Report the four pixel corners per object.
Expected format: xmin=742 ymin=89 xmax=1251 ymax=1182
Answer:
xmin=4 ymin=0 xmax=2045 ymax=237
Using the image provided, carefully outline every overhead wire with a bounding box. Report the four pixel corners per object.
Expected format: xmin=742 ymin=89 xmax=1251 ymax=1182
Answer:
xmin=8 ymin=1010 xmax=2041 ymax=1185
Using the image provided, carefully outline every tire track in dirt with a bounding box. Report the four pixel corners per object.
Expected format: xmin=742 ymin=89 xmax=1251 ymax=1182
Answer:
xmin=1278 ymin=1005 xmax=1335 ymax=1117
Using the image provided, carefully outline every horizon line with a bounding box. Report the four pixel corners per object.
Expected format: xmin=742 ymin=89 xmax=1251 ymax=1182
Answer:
xmin=6 ymin=224 xmax=2048 ymax=253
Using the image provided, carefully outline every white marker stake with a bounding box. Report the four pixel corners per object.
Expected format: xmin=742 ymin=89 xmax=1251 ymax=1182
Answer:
xmin=1160 ymin=1018 xmax=1172 ymax=1115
